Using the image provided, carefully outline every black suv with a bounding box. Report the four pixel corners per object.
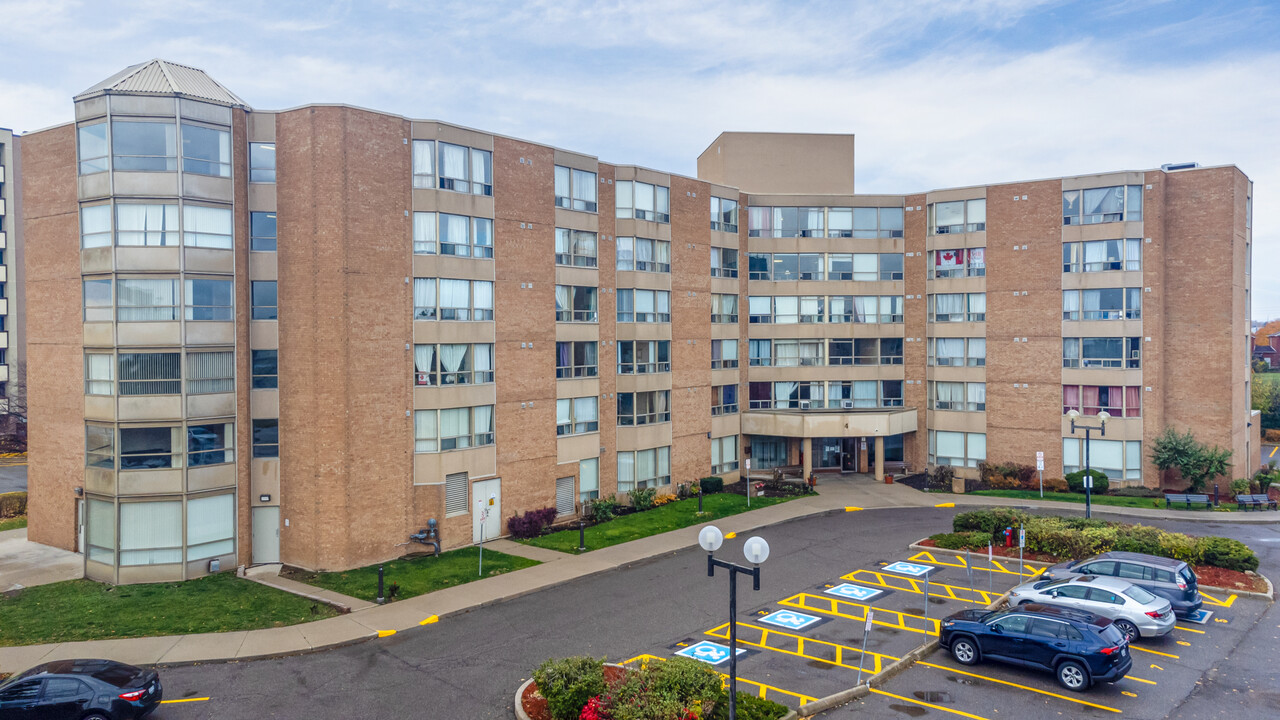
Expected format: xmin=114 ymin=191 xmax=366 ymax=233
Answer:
xmin=1042 ymin=551 xmax=1202 ymax=619
xmin=0 ymin=659 xmax=162 ymax=719
xmin=939 ymin=604 xmax=1132 ymax=691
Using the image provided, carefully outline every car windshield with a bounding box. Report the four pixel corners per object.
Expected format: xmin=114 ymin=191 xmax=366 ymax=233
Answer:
xmin=1123 ymin=585 xmax=1158 ymax=604
xmin=1037 ymin=578 xmax=1072 ymax=589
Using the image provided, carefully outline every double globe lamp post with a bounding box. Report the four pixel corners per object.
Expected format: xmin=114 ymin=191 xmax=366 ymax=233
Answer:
xmin=698 ymin=525 xmax=770 ymax=720
xmin=1066 ymin=408 xmax=1109 ymax=519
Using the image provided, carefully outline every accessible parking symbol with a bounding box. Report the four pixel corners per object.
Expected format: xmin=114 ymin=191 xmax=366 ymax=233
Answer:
xmin=758 ymin=610 xmax=822 ymax=630
xmin=883 ymin=561 xmax=934 ymax=576
xmin=824 ymin=583 xmax=883 ymax=601
xmin=675 ymin=641 xmax=746 ymax=665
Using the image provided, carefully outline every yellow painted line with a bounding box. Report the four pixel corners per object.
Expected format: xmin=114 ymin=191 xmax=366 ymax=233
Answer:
xmin=868 ymin=688 xmax=990 ymax=720
xmin=377 ymin=629 xmax=396 ymax=638
xmin=1122 ymin=691 xmax=1138 ymax=697
xmin=935 ymin=502 xmax=956 ymax=508
xmin=724 ymin=532 xmax=737 ymax=539
xmin=1175 ymin=640 xmax=1191 ymax=646
xmin=1150 ymin=663 xmax=1164 ymax=670
xmin=1174 ymin=625 xmax=1205 ymax=634
xmin=419 ymin=615 xmax=439 ymax=625
xmin=1127 ymin=675 xmax=1157 ymax=685
xmin=1270 ymin=445 xmax=1277 ymax=458
xmin=842 ymin=569 xmax=1003 ymax=605
xmin=845 ymin=506 xmax=863 ymax=512
xmin=909 ymin=550 xmax=1043 ymax=578
xmin=160 ymin=698 xmax=210 ymax=704
xmin=621 ymin=653 xmax=816 ymax=704
xmin=778 ymin=593 xmax=940 ymax=636
xmin=917 ymin=662 xmax=1121 ymax=713
xmin=1198 ymin=590 xmax=1237 ymax=608
xmin=1130 ymin=645 xmax=1179 ymax=659
xmin=706 ymin=622 xmax=898 ymax=675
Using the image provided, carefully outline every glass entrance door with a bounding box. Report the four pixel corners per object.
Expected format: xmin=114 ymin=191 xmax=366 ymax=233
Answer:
xmin=814 ymin=438 xmax=842 ymax=469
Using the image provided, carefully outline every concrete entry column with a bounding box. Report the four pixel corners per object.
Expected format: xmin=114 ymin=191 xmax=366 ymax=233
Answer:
xmin=874 ymin=436 xmax=885 ymax=483
xmin=802 ymin=440 xmax=812 ymax=481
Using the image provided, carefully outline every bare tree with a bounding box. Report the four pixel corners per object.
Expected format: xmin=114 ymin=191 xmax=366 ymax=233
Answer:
xmin=1 ymin=361 xmax=27 ymax=450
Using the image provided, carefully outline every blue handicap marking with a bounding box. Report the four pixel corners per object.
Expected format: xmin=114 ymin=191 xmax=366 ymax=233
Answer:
xmin=759 ymin=610 xmax=821 ymax=630
xmin=884 ymin=561 xmax=934 ymax=577
xmin=825 ymin=583 xmax=884 ymax=601
xmin=1184 ymin=609 xmax=1215 ymax=625
xmin=675 ymin=641 xmax=745 ymax=665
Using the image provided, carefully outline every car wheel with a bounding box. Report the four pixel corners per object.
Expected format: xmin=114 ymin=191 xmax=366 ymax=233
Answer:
xmin=82 ymin=714 xmax=110 ymax=720
xmin=1114 ymin=619 xmax=1139 ymax=643
xmin=951 ymin=637 xmax=979 ymax=666
xmin=1057 ymin=660 xmax=1090 ymax=692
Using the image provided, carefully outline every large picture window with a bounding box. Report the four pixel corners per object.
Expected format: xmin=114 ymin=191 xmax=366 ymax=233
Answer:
xmin=617 ymin=447 xmax=671 ymax=491
xmin=119 ymin=426 xmax=182 ymax=469
xmin=117 ymin=278 xmax=177 ymax=321
xmin=616 ymin=289 xmax=670 ymax=323
xmin=186 ymin=278 xmax=234 ymax=321
xmin=556 ymin=397 xmax=599 ymax=436
xmin=120 ymin=501 xmax=183 ymax=565
xmin=929 ymin=430 xmax=986 ymax=468
xmin=118 ymin=353 xmax=180 ymax=395
xmin=188 ymin=422 xmax=234 ymax=466
xmin=414 ymin=406 xmax=495 ymax=452
xmin=1063 ymin=185 xmax=1142 ymax=225
xmin=414 ymin=279 xmax=495 ymax=321
xmin=1064 ymin=438 xmax=1142 ymax=481
xmin=555 ymin=165 xmax=598 ymax=212
xmin=181 ymin=123 xmax=230 ymax=177
xmin=112 ymin=121 xmax=176 ymax=172
xmin=117 ymin=204 xmax=179 ymax=246
xmin=187 ymin=494 xmax=235 ymax=560
xmin=615 ymin=181 xmax=670 ymax=223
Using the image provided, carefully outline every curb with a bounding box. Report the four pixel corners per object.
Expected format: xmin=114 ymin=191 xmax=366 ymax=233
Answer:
xmin=944 ymin=496 xmax=1280 ymax=524
xmin=906 ymin=540 xmax=1053 ymax=567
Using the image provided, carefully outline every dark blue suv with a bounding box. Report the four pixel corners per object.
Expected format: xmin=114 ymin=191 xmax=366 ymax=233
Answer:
xmin=938 ymin=603 xmax=1132 ymax=691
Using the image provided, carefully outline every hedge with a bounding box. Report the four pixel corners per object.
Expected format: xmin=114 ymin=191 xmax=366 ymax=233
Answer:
xmin=951 ymin=509 xmax=1259 ymax=572
xmin=1065 ymin=469 xmax=1109 ymax=494
xmin=0 ymin=491 xmax=26 ymax=518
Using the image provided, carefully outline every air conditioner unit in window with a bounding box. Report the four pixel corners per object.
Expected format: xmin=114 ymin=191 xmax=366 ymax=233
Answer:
xmin=841 ymin=400 xmax=855 ymax=409
xmin=799 ymin=401 xmax=811 ymax=410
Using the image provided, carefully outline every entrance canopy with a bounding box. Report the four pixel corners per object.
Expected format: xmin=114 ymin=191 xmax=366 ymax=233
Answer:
xmin=741 ymin=407 xmax=917 ymax=439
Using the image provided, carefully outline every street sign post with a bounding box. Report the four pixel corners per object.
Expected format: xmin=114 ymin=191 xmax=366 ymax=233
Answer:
xmin=1018 ymin=524 xmax=1026 ymax=579
xmin=1036 ymin=451 xmax=1045 ymax=498
xmin=988 ymin=542 xmax=993 ymax=593
xmin=856 ymin=610 xmax=874 ymax=685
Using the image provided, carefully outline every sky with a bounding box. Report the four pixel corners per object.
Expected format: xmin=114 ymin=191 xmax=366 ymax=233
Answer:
xmin=2 ymin=0 xmax=1276 ymax=319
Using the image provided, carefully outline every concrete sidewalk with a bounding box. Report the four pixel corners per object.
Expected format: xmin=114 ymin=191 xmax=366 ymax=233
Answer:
xmin=1 ymin=478 xmax=1273 ymax=673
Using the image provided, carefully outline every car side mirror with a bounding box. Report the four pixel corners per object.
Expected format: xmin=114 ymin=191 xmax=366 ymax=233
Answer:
xmin=991 ymin=625 xmax=1004 ymax=634
xmin=1048 ymin=590 xmax=1058 ymax=598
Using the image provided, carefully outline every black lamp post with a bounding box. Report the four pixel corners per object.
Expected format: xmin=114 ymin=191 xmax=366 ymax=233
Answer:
xmin=699 ymin=525 xmax=770 ymax=720
xmin=1067 ymin=409 xmax=1109 ymax=519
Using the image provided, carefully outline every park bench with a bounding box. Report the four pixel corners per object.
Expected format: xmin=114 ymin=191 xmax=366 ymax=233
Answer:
xmin=1164 ymin=493 xmax=1213 ymax=509
xmin=1235 ymin=494 xmax=1278 ymax=511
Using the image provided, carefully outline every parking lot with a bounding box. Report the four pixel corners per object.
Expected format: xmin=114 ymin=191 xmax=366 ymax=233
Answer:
xmin=629 ymin=538 xmax=1269 ymax=719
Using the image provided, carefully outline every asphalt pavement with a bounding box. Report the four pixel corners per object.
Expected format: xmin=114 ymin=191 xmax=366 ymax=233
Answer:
xmin=1263 ymin=443 xmax=1278 ymax=469
xmin=141 ymin=507 xmax=1280 ymax=720
xmin=0 ymin=462 xmax=26 ymax=493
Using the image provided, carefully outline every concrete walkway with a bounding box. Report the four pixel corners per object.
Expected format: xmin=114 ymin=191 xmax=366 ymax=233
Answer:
xmin=0 ymin=528 xmax=83 ymax=592
xmin=1 ymin=478 xmax=1273 ymax=673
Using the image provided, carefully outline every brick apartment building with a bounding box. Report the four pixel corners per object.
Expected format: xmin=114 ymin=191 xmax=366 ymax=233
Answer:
xmin=20 ymin=60 xmax=1259 ymax=583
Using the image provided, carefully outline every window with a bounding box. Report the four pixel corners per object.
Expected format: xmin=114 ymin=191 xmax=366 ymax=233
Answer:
xmin=616 ymin=289 xmax=669 ymax=323
xmin=770 ymin=339 xmax=824 ymax=367
xmin=555 ymin=285 xmax=599 ymax=322
xmin=81 ymin=204 xmax=112 ymax=248
xmin=930 ymin=381 xmax=985 ymax=411
xmin=928 ymin=293 xmax=984 ymax=322
xmin=556 ymin=341 xmax=598 ymax=379
xmin=252 ymin=419 xmax=279 ymax=458
xmin=184 ymin=278 xmax=233 ymax=321
xmin=749 ymin=339 xmax=771 ymax=367
xmin=438 ymin=142 xmax=493 ymax=195
xmin=414 ymin=343 xmax=494 ymax=386
xmin=414 ymin=278 xmax=494 ymax=321
xmin=0 ymin=681 xmax=42 ymax=703
xmin=826 ymin=206 xmax=904 ymax=238
xmin=762 ymin=380 xmax=825 ymax=409
xmin=117 ymin=353 xmax=180 ymax=395
xmin=579 ymin=458 xmax=599 ymax=503
xmin=932 ymin=248 xmax=986 ymax=278
xmin=770 ymin=253 xmax=824 ymax=281
xmin=414 ymin=406 xmax=495 ymax=451
xmin=42 ymin=678 xmax=89 ymax=702
xmin=245 ymin=281 xmax=277 ymax=320
xmin=119 ymin=500 xmax=182 ymax=565
xmin=556 ymin=397 xmax=599 ymax=436
xmin=929 ymin=430 xmax=986 ymax=468
xmin=1063 ymin=337 xmax=1141 ymax=368
xmin=617 ymin=391 xmax=671 ymax=426
xmin=711 ymin=339 xmax=738 ymax=369
xmin=412 ymin=140 xmax=435 ymax=188
xmin=119 ymin=426 xmax=182 ymax=469
xmin=113 ymin=203 xmax=179 ymax=246
xmin=712 ymin=385 xmax=738 ymax=415
xmin=616 ymin=237 xmax=671 ymax=272
xmin=927 ymin=338 xmax=984 ymax=367
xmin=879 ymin=253 xmax=904 ymax=280
xmin=711 ymin=197 xmax=739 ymax=232
xmin=1063 ymin=239 xmax=1142 ymax=273
xmin=117 ymin=278 xmax=177 ymax=321
xmin=851 ymin=295 xmax=903 ymax=323
xmin=112 ymin=120 xmax=176 ymax=172
xmin=748 ymin=253 xmax=771 ymax=280
xmin=711 ymin=247 xmax=738 ymax=278
xmin=78 ymin=122 xmax=108 ymax=174
xmin=251 ymin=212 xmax=277 ymax=251
xmin=183 ymin=205 xmax=233 ymax=248
xmin=617 ymin=447 xmax=671 ymax=491
xmin=416 ymin=213 xmax=495 ymax=258
xmin=1063 ymin=185 xmax=1142 ymax=225
xmin=87 ymin=425 xmax=115 ymax=469
xmin=555 ymin=165 xmax=598 ymax=212
xmin=86 ymin=353 xmax=114 ymax=395
xmin=181 ymin=123 xmax=230 ymax=177
xmin=187 ymin=351 xmax=234 ymax=394
xmin=249 ymin=142 xmax=276 ymax=183
xmin=615 ymin=181 xmax=670 ymax=222
xmin=555 ymin=228 xmax=598 ymax=267
xmin=618 ymin=340 xmax=670 ymax=374
xmin=1063 ymin=438 xmax=1142 ymax=481
xmin=188 ymin=422 xmax=234 ymax=466
xmin=1062 ymin=288 xmax=1141 ymax=321
xmin=711 ymin=293 xmax=738 ymax=323
xmin=711 ymin=435 xmax=739 ymax=473
xmin=252 ymin=350 xmax=278 ymax=389
xmin=929 ymin=198 xmax=986 ymax=234
xmin=1063 ymin=385 xmax=1141 ymax=417
xmin=187 ymin=494 xmax=235 ymax=560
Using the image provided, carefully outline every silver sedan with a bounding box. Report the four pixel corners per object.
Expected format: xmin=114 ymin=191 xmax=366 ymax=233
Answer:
xmin=1009 ymin=574 xmax=1175 ymax=641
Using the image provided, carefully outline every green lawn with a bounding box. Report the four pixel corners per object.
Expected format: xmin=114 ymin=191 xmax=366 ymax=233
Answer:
xmin=0 ymin=573 xmax=338 ymax=647
xmin=965 ymin=489 xmax=1227 ymax=511
xmin=0 ymin=515 xmax=26 ymax=532
xmin=520 ymin=493 xmax=799 ymax=553
xmin=283 ymin=546 xmax=540 ymax=603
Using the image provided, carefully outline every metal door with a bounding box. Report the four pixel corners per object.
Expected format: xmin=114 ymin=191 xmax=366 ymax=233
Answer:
xmin=252 ymin=507 xmax=281 ymax=564
xmin=472 ymin=478 xmax=501 ymax=543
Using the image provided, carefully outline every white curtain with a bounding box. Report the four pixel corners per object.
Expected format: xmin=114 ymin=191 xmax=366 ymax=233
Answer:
xmin=1082 ymin=289 xmax=1103 ymax=314
xmin=799 ymin=340 xmax=821 ymax=364
xmin=81 ymin=205 xmax=112 ymax=248
xmin=471 ymin=150 xmax=491 ymax=186
xmin=637 ymin=449 xmax=656 ymax=486
xmin=934 ymin=294 xmax=963 ymax=317
xmin=575 ymin=231 xmax=596 ymax=258
xmin=774 ymin=296 xmax=798 ymax=323
xmin=573 ymin=169 xmax=596 ymax=205
xmin=554 ymin=166 xmax=571 ymax=198
xmin=87 ymin=499 xmax=115 ymax=563
xmin=800 ymin=296 xmax=822 ymax=319
xmin=557 ymin=398 xmax=572 ymax=427
xmin=748 ymin=296 xmax=770 ymax=317
xmin=574 ymin=397 xmax=597 ymax=423
xmin=117 ymin=204 xmax=177 ymax=246
xmin=579 ymin=458 xmax=599 ymax=494
xmin=968 ymin=338 xmax=985 ymax=363
xmin=936 ymin=431 xmax=965 ymax=461
xmin=852 ymin=253 xmax=877 ymax=280
xmin=774 ymin=381 xmax=797 ymax=408
xmin=414 ymin=344 xmax=436 ymax=374
xmin=187 ymin=494 xmax=234 ymax=560
xmin=441 ymin=344 xmax=469 ymax=374
xmin=854 ymin=296 xmax=878 ymax=323
xmin=414 ymin=410 xmax=437 ymax=452
xmin=657 ymin=446 xmax=670 ymax=481
xmin=1084 ymin=240 xmax=1109 ymax=266
xmin=656 ymin=186 xmax=669 ymax=215
xmin=440 ymin=408 xmax=471 ymax=445
xmin=880 ymin=295 xmax=902 ymax=320
xmin=183 ymin=205 xmax=233 ymax=248
xmin=440 ymin=143 xmax=467 ymax=179
xmin=86 ymin=353 xmax=114 ymax=394
xmin=119 ymin=501 xmax=183 ymax=565
xmin=617 ymin=452 xmax=635 ymax=491
xmin=968 ymin=293 xmax=986 ymax=316
xmin=555 ymin=285 xmax=571 ymax=314
xmin=654 ymin=240 xmax=670 ymax=267
xmin=655 ymin=391 xmax=668 ymax=417
xmin=474 ymin=344 xmax=493 ymax=374
xmin=414 ymin=212 xmax=437 ymax=254
xmin=636 ymin=238 xmax=654 ymax=265
xmin=966 ymin=199 xmax=986 ymax=226
xmin=1063 ymin=290 xmax=1080 ymax=316
xmin=937 ymin=338 xmax=964 ymax=363
xmin=937 ymin=382 xmax=964 ymax=405
xmin=968 ymin=383 xmax=986 ymax=408
xmin=636 ymin=183 xmax=655 ymax=213
xmin=775 ymin=341 xmax=799 ymax=366
xmin=617 ymin=289 xmax=634 ymax=317
xmin=1126 ymin=239 xmax=1142 ymax=269
xmin=440 ymin=213 xmax=469 ymax=246
xmin=1084 ymin=187 xmax=1124 ymax=216
xmin=117 ymin=279 xmax=177 ymax=321
xmin=556 ymin=228 xmax=571 ymax=255
xmin=412 ymin=141 xmax=434 ymax=179
xmin=854 ymin=380 xmax=877 ymax=408
xmin=413 ymin=278 xmax=436 ymax=318
xmin=966 ymin=433 xmax=987 ymax=465
xmin=473 ymin=219 xmax=493 ymax=251
xmin=615 ymin=181 xmax=634 ymax=212
xmin=473 ymin=406 xmax=493 ymax=436
xmin=440 ymin=279 xmax=470 ymax=310
xmin=616 ymin=237 xmax=634 ymax=269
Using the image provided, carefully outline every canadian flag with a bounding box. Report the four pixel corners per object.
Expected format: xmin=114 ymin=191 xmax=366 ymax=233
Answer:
xmin=936 ymin=249 xmax=964 ymax=267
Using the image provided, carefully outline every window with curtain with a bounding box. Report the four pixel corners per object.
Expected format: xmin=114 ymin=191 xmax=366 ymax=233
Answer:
xmin=747 ymin=207 xmax=773 ymax=237
xmin=81 ymin=204 xmax=112 ymax=248
xmin=412 ymin=140 xmax=435 ymax=188
xmin=749 ymin=339 xmax=771 ymax=367
xmin=188 ymin=422 xmax=234 ymax=466
xmin=112 ymin=121 xmax=176 ymax=172
xmin=799 ymin=296 xmax=824 ymax=323
xmin=252 ymin=419 xmax=278 ymax=458
xmin=251 ymin=211 xmax=277 ymax=251
xmin=933 ymin=381 xmax=964 ymax=410
xmin=414 ymin=212 xmax=438 ymax=254
xmin=86 ymin=424 xmax=115 ymax=469
xmin=853 ymin=296 xmax=879 ymax=323
xmin=966 ymin=293 xmax=986 ymax=321
xmin=556 ymin=228 xmax=598 ymax=267
xmin=440 ymin=408 xmax=472 ymax=450
xmin=879 ymin=296 xmax=903 ymax=323
xmin=188 ymin=278 xmax=235 ymax=321
xmin=437 ymin=143 xmax=492 ymax=196
xmin=712 ymin=436 xmax=738 ymax=473
xmin=932 ymin=338 xmax=965 ymax=366
xmin=748 ymin=296 xmax=772 ymax=323
xmin=711 ymin=247 xmax=738 ymax=277
xmin=187 ymin=494 xmax=235 ymax=560
xmin=556 ymin=397 xmax=599 ymax=436
xmin=117 ymin=278 xmax=177 ymax=321
xmin=414 ymin=278 xmax=437 ymax=320
xmin=118 ymin=353 xmax=180 ymax=395
xmin=78 ymin=122 xmax=109 ymax=174
xmin=249 ymin=142 xmax=276 ymax=182
xmin=187 ymin=351 xmax=234 ymax=394
xmin=119 ymin=426 xmax=182 ymax=469
xmin=617 ymin=451 xmax=636 ymax=492
xmin=85 ymin=353 xmax=114 ymax=395
xmin=711 ymin=339 xmax=738 ymax=369
xmin=557 ymin=285 xmax=597 ymax=322
xmin=773 ymin=340 xmax=800 ymax=367
xmin=1063 ymin=438 xmax=1141 ymax=480
xmin=87 ymin=498 xmax=115 ymax=564
xmin=181 ymin=123 xmax=230 ymax=177
xmin=853 ymin=380 xmax=877 ymax=408
xmin=711 ymin=197 xmax=738 ymax=232
xmin=439 ymin=344 xmax=471 ymax=385
xmin=967 ymin=383 xmax=986 ymax=412
xmin=615 ymin=181 xmax=669 ymax=222
xmin=711 ymin=293 xmax=738 ymax=323
xmin=414 ymin=344 xmax=437 ymax=386
xmin=774 ymin=296 xmax=799 ymax=324
xmin=799 ymin=208 xmax=825 ymax=237
xmin=116 ymin=204 xmax=179 ymax=246
xmin=183 ymin=205 xmax=233 ymax=248
xmin=252 ymin=350 xmax=278 ymax=389
xmin=556 ymin=341 xmax=598 ymax=378
xmin=414 ymin=410 xmax=438 ymax=452
xmin=852 ymin=253 xmax=878 ymax=281
xmin=119 ymin=500 xmax=182 ymax=565
xmin=579 ymin=458 xmax=599 ymax=502
xmin=712 ymin=385 xmax=739 ymax=415
xmin=828 ymin=295 xmax=854 ymax=323
xmin=555 ymin=166 xmax=598 ymax=212
xmin=437 ymin=213 xmax=493 ymax=258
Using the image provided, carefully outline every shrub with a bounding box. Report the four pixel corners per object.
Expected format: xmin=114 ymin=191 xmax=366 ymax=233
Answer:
xmin=533 ymin=656 xmax=607 ymax=720
xmin=647 ymin=657 xmax=723 ymax=709
xmin=586 ymin=496 xmax=621 ymax=524
xmin=987 ymin=473 xmax=1022 ymax=490
xmin=630 ymin=487 xmax=657 ymax=511
xmin=1112 ymin=524 xmax=1165 ymax=556
xmin=700 ymin=477 xmax=725 ymax=494
xmin=1042 ymin=477 xmax=1068 ymax=493
xmin=1229 ymin=478 xmax=1251 ymax=496
xmin=929 ymin=531 xmax=992 ymax=550
xmin=652 ymin=494 xmax=676 ymax=507
xmin=1065 ymin=469 xmax=1109 ymax=495
xmin=1196 ymin=536 xmax=1260 ymax=572
xmin=952 ymin=508 xmax=1029 ymax=537
xmin=508 ymin=507 xmax=559 ymax=539
xmin=708 ymin=692 xmax=789 ymax=720
xmin=926 ymin=465 xmax=954 ymax=492
xmin=0 ymin=491 xmax=26 ymax=518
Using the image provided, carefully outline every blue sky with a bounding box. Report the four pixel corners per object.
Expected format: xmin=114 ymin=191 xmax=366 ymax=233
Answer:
xmin=2 ymin=0 xmax=1277 ymax=318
